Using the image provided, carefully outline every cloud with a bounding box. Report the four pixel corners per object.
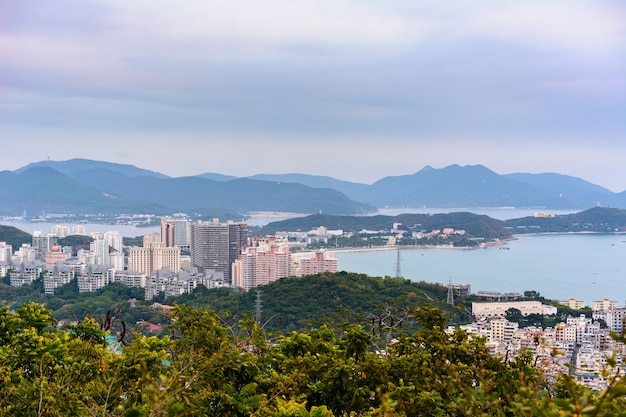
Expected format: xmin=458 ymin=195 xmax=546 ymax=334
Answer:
xmin=1 ymin=0 xmax=624 ymax=190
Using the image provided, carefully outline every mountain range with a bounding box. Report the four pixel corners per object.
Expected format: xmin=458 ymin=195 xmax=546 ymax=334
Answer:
xmin=1 ymin=159 xmax=625 ymax=217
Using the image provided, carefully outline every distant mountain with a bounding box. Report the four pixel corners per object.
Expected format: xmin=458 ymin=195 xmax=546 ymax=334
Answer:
xmin=7 ymin=159 xmax=625 ymax=216
xmin=332 ymin=165 xmax=620 ymax=209
xmin=504 ymin=172 xmax=614 ymax=208
xmin=195 ymin=172 xmax=237 ymax=182
xmin=5 ymin=162 xmax=373 ymax=216
xmin=0 ymin=167 xmax=166 ymax=215
xmin=15 ymin=158 xmax=169 ymax=179
xmin=611 ymin=190 xmax=626 ymax=208
xmin=246 ymin=174 xmax=369 ymax=197
xmin=346 ymin=164 xmax=555 ymax=208
xmin=244 ymin=167 xmax=626 ymax=210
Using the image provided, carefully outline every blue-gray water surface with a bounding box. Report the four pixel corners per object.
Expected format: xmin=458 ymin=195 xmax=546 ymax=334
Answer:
xmin=334 ymin=234 xmax=626 ymax=305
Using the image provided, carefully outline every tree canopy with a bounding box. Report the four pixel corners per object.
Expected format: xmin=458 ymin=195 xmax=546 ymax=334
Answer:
xmin=2 ymin=302 xmax=626 ymax=416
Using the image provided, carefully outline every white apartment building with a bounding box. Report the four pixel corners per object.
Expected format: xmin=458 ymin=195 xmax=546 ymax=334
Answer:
xmin=10 ymin=262 xmax=45 ymax=287
xmin=592 ymin=299 xmax=620 ymax=311
xmin=144 ymin=267 xmax=215 ymax=300
xmin=472 ymin=301 xmax=557 ymax=319
xmin=51 ymin=225 xmax=70 ymax=238
xmin=0 ymin=242 xmax=12 ymax=264
xmin=44 ymin=264 xmax=75 ymax=295
xmin=104 ymin=231 xmax=123 ymax=253
xmin=77 ymin=266 xmax=114 ymax=293
xmin=606 ymin=309 xmax=626 ymax=334
xmin=12 ymin=244 xmax=37 ymax=265
xmin=71 ymin=225 xmax=86 ymax=235
xmin=90 ymin=238 xmax=110 ymax=266
xmin=113 ymin=270 xmax=147 ymax=288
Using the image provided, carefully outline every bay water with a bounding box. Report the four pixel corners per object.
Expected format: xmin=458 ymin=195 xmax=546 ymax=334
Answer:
xmin=333 ymin=234 xmax=626 ymax=305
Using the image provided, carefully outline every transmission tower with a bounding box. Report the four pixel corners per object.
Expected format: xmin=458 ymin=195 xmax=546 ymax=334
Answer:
xmin=447 ymin=278 xmax=455 ymax=306
xmin=255 ymin=290 xmax=262 ymax=323
xmin=395 ymin=248 xmax=402 ymax=278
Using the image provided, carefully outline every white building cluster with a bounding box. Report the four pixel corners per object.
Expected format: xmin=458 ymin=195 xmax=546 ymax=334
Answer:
xmin=457 ymin=299 xmax=626 ymax=389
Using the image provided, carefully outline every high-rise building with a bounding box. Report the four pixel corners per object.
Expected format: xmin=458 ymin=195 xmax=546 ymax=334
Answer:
xmin=0 ymin=242 xmax=12 ymax=264
xmin=71 ymin=225 xmax=86 ymax=235
xmin=290 ymin=250 xmax=338 ymax=277
xmin=190 ymin=219 xmax=248 ymax=285
xmin=161 ymin=217 xmax=175 ymax=247
xmin=13 ymin=244 xmax=36 ymax=265
xmin=90 ymin=238 xmax=110 ymax=265
xmin=51 ymin=225 xmax=70 ymax=238
xmin=32 ymin=231 xmax=58 ymax=261
xmin=173 ymin=218 xmax=191 ymax=249
xmin=232 ymin=243 xmax=290 ymax=290
xmin=129 ymin=235 xmax=181 ymax=276
xmin=104 ymin=231 xmax=123 ymax=253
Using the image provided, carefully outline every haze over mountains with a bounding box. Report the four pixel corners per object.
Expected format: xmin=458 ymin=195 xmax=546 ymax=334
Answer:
xmin=2 ymin=159 xmax=625 ymax=216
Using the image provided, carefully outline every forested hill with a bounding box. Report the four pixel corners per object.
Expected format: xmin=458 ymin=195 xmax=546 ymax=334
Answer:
xmin=0 ymin=225 xmax=31 ymax=249
xmin=503 ymin=206 xmax=626 ymax=233
xmin=258 ymin=211 xmax=511 ymax=240
xmin=166 ymin=272 xmax=454 ymax=332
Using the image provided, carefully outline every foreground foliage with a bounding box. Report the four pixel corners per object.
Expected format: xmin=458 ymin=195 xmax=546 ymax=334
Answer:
xmin=2 ymin=302 xmax=626 ymax=416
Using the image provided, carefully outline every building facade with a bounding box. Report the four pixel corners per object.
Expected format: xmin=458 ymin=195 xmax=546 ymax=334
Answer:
xmin=290 ymin=250 xmax=338 ymax=276
xmin=232 ymin=243 xmax=291 ymax=290
xmin=161 ymin=217 xmax=176 ymax=247
xmin=129 ymin=236 xmax=181 ymax=276
xmin=190 ymin=220 xmax=248 ymax=285
xmin=472 ymin=301 xmax=557 ymax=319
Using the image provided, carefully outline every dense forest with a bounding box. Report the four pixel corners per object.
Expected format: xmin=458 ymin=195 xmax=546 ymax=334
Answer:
xmin=2 ymin=302 xmax=626 ymax=416
xmin=0 ymin=272 xmax=456 ymax=333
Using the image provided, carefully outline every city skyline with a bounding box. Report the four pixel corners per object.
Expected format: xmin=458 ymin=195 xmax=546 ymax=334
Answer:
xmin=2 ymin=1 xmax=625 ymax=191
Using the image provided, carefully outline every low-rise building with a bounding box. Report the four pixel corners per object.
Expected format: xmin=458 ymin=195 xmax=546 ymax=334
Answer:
xmin=144 ymin=267 xmax=221 ymax=300
xmin=472 ymin=301 xmax=556 ymax=319
xmin=592 ymin=299 xmax=620 ymax=311
xmin=113 ymin=270 xmax=147 ymax=288
xmin=44 ymin=264 xmax=75 ymax=295
xmin=560 ymin=298 xmax=587 ymax=310
xmin=10 ymin=262 xmax=45 ymax=287
xmin=77 ymin=266 xmax=114 ymax=293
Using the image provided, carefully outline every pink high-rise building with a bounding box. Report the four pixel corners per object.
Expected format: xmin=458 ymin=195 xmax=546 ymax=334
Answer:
xmin=232 ymin=244 xmax=290 ymax=291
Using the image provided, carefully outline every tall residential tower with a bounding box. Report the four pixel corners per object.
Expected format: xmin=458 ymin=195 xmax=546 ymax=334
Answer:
xmin=190 ymin=219 xmax=247 ymax=285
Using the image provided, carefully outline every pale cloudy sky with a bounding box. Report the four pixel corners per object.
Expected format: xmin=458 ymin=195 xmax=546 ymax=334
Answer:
xmin=1 ymin=0 xmax=625 ymax=191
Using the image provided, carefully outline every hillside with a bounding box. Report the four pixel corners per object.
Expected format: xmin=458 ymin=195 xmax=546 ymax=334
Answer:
xmin=503 ymin=206 xmax=626 ymax=233
xmin=0 ymin=167 xmax=169 ymax=215
xmin=258 ymin=211 xmax=512 ymax=240
xmin=0 ymin=225 xmax=32 ymax=249
xmin=168 ymin=272 xmax=452 ymax=332
xmin=14 ymin=158 xmax=170 ymax=179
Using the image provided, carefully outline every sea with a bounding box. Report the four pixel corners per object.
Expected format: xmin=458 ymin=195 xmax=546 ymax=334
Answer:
xmin=330 ymin=207 xmax=625 ymax=305
xmin=3 ymin=207 xmax=623 ymax=304
xmin=333 ymin=234 xmax=626 ymax=305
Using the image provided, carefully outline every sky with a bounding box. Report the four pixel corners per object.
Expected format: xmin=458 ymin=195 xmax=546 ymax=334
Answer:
xmin=1 ymin=0 xmax=625 ymax=191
